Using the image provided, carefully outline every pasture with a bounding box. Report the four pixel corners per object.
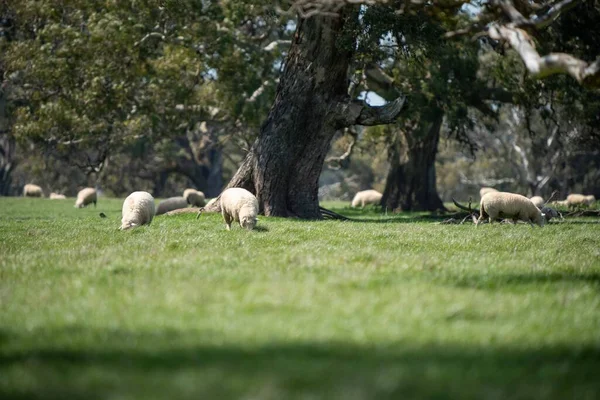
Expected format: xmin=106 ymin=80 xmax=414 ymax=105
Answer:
xmin=1 ymin=197 xmax=600 ymax=399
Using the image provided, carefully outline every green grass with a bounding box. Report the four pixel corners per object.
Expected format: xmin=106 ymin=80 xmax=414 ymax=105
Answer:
xmin=1 ymin=197 xmax=600 ymax=400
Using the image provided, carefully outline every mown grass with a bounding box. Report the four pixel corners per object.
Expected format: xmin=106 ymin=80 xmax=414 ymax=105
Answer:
xmin=1 ymin=197 xmax=600 ymax=400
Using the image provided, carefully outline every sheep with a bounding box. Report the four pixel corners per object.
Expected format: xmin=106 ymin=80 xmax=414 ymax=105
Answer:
xmin=477 ymin=191 xmax=545 ymax=227
xmin=479 ymin=187 xmax=498 ymax=198
xmin=155 ymin=196 xmax=188 ymax=216
xmin=529 ymin=196 xmax=544 ymax=208
xmin=566 ymin=194 xmax=596 ymax=210
xmin=220 ymin=187 xmax=259 ymax=230
xmin=49 ymin=193 xmax=66 ymax=199
xmin=23 ymin=184 xmax=43 ymax=197
xmin=351 ymin=189 xmax=382 ymax=208
xmin=120 ymin=191 xmax=155 ymax=230
xmin=183 ymin=188 xmax=206 ymax=207
xmin=75 ymin=188 xmax=97 ymax=208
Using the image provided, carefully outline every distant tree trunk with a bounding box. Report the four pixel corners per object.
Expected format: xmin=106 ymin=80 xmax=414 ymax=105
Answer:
xmin=382 ymin=110 xmax=446 ymax=212
xmin=216 ymin=9 xmax=406 ymax=218
xmin=0 ymin=83 xmax=16 ymax=196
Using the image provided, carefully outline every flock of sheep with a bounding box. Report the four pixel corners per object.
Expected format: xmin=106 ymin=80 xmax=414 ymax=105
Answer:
xmin=21 ymin=183 xmax=258 ymax=231
xmin=351 ymin=187 xmax=596 ymax=227
xmin=20 ymin=183 xmax=597 ymax=229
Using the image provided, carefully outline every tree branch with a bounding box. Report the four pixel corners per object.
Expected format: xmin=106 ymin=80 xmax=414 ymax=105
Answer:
xmin=488 ymin=24 xmax=600 ymax=87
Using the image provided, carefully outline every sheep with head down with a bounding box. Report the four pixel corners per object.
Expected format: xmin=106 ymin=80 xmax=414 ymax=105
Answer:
xmin=23 ymin=184 xmax=43 ymax=197
xmin=183 ymin=188 xmax=206 ymax=207
xmin=351 ymin=190 xmax=382 ymax=208
xmin=75 ymin=188 xmax=97 ymax=208
xmin=120 ymin=191 xmax=155 ymax=230
xmin=566 ymin=194 xmax=596 ymax=210
xmin=477 ymin=192 xmax=545 ymax=227
xmin=220 ymin=188 xmax=258 ymax=230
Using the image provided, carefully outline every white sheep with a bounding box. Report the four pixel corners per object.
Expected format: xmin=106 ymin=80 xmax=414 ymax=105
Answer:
xmin=479 ymin=187 xmax=498 ymax=198
xmin=155 ymin=196 xmax=188 ymax=216
xmin=120 ymin=191 xmax=155 ymax=230
xmin=351 ymin=189 xmax=382 ymax=208
xmin=75 ymin=188 xmax=97 ymax=208
xmin=477 ymin=191 xmax=545 ymax=227
xmin=49 ymin=192 xmax=66 ymax=199
xmin=183 ymin=188 xmax=206 ymax=207
xmin=566 ymin=194 xmax=596 ymax=210
xmin=529 ymin=195 xmax=544 ymax=208
xmin=23 ymin=184 xmax=43 ymax=197
xmin=220 ymin=187 xmax=259 ymax=230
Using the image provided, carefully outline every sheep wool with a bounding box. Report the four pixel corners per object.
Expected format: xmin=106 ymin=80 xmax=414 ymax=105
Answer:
xmin=351 ymin=190 xmax=383 ymax=208
xmin=529 ymin=196 xmax=544 ymax=208
xmin=120 ymin=191 xmax=155 ymax=230
xmin=183 ymin=188 xmax=206 ymax=207
xmin=155 ymin=196 xmax=188 ymax=216
xmin=477 ymin=191 xmax=545 ymax=227
xmin=566 ymin=194 xmax=596 ymax=210
xmin=49 ymin=193 xmax=66 ymax=199
xmin=23 ymin=184 xmax=43 ymax=197
xmin=220 ymin=187 xmax=259 ymax=230
xmin=75 ymin=188 xmax=97 ymax=208
xmin=479 ymin=187 xmax=498 ymax=198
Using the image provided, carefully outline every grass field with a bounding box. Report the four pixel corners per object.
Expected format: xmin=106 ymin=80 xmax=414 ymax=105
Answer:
xmin=1 ymin=197 xmax=600 ymax=399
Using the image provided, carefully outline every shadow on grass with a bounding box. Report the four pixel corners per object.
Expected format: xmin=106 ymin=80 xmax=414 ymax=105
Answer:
xmin=1 ymin=328 xmax=599 ymax=399
xmin=439 ymin=271 xmax=600 ymax=290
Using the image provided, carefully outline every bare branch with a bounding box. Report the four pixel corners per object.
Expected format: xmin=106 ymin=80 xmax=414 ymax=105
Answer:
xmin=488 ymin=24 xmax=600 ymax=87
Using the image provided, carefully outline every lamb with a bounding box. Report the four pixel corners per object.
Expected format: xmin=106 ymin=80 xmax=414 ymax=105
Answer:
xmin=120 ymin=191 xmax=155 ymax=230
xmin=183 ymin=188 xmax=206 ymax=207
xmin=566 ymin=194 xmax=596 ymax=210
xmin=49 ymin=193 xmax=66 ymax=199
xmin=23 ymin=184 xmax=43 ymax=197
xmin=477 ymin=191 xmax=545 ymax=227
xmin=479 ymin=187 xmax=498 ymax=198
xmin=155 ymin=196 xmax=188 ymax=216
xmin=75 ymin=188 xmax=97 ymax=208
xmin=220 ymin=187 xmax=259 ymax=230
xmin=529 ymin=196 xmax=544 ymax=208
xmin=351 ymin=189 xmax=383 ymax=208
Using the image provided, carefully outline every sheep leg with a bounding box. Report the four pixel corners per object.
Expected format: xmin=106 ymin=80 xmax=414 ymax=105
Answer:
xmin=222 ymin=211 xmax=233 ymax=230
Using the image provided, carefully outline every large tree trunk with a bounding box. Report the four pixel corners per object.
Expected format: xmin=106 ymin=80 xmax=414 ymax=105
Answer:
xmin=217 ymin=9 xmax=405 ymax=218
xmin=382 ymin=111 xmax=446 ymax=212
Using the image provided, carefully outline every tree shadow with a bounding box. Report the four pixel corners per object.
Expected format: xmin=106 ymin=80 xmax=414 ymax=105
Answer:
xmin=1 ymin=327 xmax=599 ymax=399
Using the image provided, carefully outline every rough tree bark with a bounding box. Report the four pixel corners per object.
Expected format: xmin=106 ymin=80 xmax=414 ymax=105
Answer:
xmin=381 ymin=110 xmax=446 ymax=212
xmin=212 ymin=8 xmax=405 ymax=218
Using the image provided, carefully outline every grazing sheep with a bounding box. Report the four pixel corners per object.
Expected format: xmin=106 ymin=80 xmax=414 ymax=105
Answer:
xmin=220 ymin=188 xmax=259 ymax=230
xmin=75 ymin=188 xmax=97 ymax=208
xmin=479 ymin=187 xmax=498 ymax=198
xmin=183 ymin=188 xmax=206 ymax=207
xmin=566 ymin=194 xmax=596 ymax=210
xmin=551 ymin=200 xmax=569 ymax=208
xmin=120 ymin=191 xmax=155 ymax=230
xmin=49 ymin=193 xmax=66 ymax=199
xmin=477 ymin=192 xmax=545 ymax=227
xmin=23 ymin=184 xmax=43 ymax=197
xmin=529 ymin=196 xmax=544 ymax=208
xmin=155 ymin=196 xmax=188 ymax=216
xmin=351 ymin=190 xmax=383 ymax=208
